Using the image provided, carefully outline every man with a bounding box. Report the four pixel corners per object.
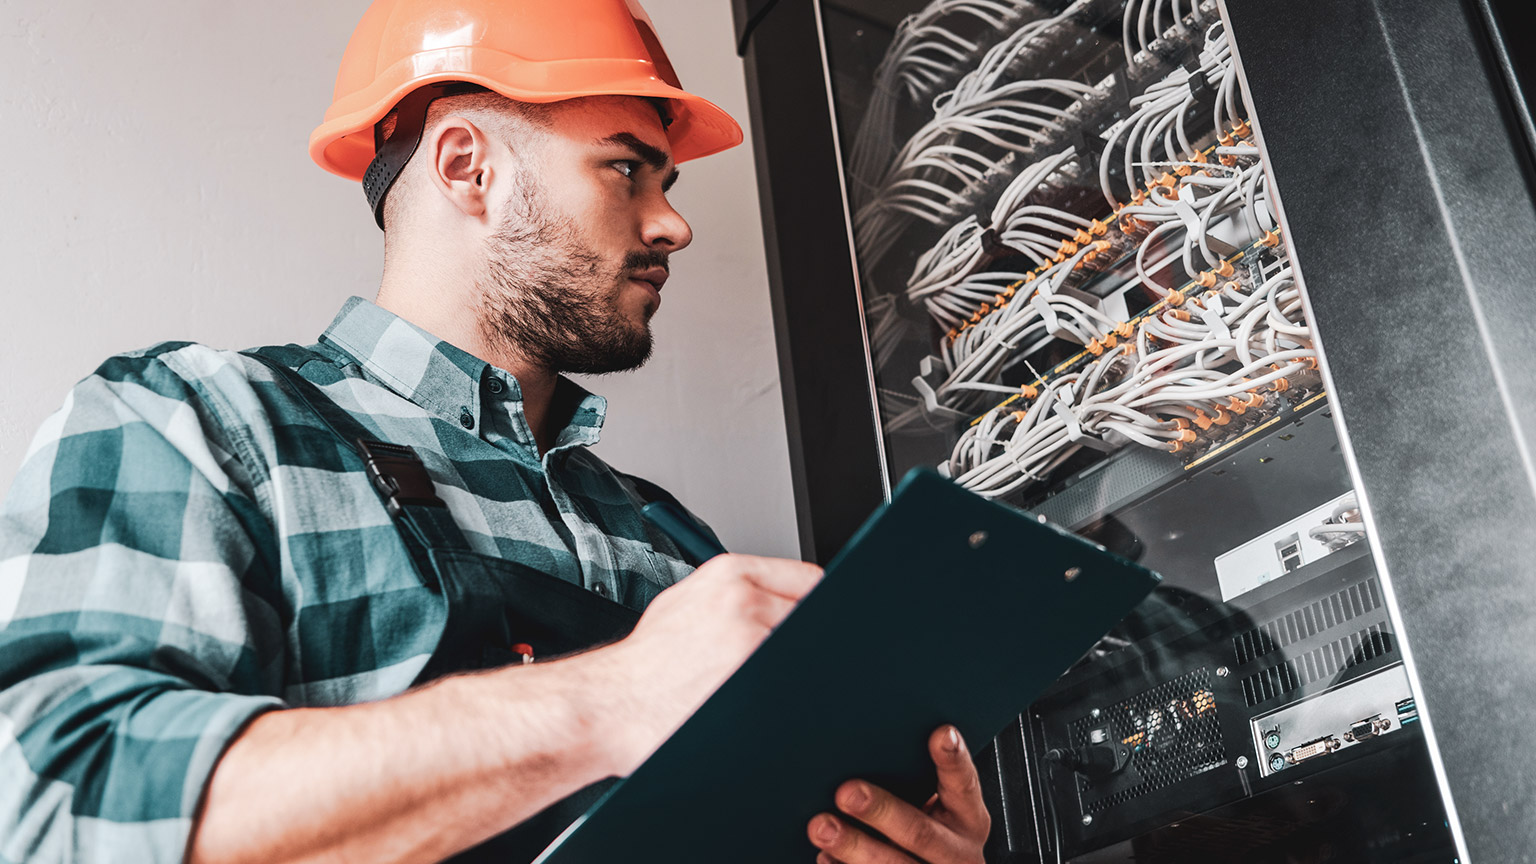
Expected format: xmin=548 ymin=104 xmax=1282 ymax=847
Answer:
xmin=0 ymin=2 xmax=990 ymax=862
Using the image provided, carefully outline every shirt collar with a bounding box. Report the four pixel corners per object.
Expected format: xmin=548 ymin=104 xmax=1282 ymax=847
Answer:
xmin=318 ymin=296 xmax=607 ymax=450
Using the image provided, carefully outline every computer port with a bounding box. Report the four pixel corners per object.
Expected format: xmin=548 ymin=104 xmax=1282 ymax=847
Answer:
xmin=1344 ymin=715 xmax=1391 ymax=742
xmin=1263 ymin=728 xmax=1282 ymax=750
xmin=1268 ymin=753 xmax=1287 ymax=773
xmin=1285 ymin=735 xmax=1342 ymax=765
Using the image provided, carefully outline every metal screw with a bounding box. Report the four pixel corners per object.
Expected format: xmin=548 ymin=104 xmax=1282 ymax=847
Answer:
xmin=1082 ymin=814 xmax=1094 ymax=827
xmin=1065 ymin=566 xmax=1082 ymax=581
xmin=1216 ymin=666 xmax=1230 ymax=677
xmin=1090 ymin=708 xmax=1102 ymax=719
xmin=1236 ymin=756 xmax=1249 ymax=769
xmin=968 ymin=531 xmax=988 ymax=549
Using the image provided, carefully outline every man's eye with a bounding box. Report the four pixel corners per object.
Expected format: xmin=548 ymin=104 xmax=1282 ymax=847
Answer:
xmin=613 ymin=160 xmax=639 ymax=179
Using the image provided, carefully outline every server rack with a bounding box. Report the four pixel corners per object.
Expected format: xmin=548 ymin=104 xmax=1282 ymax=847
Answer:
xmin=732 ymin=1 xmax=1536 ymax=861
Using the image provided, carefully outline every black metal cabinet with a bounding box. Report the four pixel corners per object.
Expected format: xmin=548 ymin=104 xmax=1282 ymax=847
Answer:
xmin=735 ymin=0 xmax=1536 ymax=861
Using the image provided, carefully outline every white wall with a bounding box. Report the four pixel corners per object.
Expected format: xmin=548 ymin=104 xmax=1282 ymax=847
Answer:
xmin=0 ymin=2 xmax=799 ymax=558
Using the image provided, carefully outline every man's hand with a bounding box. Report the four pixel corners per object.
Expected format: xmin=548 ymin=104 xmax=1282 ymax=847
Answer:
xmin=807 ymin=726 xmax=990 ymax=864
xmin=589 ymin=553 xmax=823 ymax=776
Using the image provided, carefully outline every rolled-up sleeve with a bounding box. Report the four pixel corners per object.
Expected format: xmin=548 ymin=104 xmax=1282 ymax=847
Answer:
xmin=0 ymin=352 xmax=286 ymax=864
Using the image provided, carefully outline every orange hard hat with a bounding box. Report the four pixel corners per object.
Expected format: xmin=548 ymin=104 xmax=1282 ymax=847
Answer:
xmin=310 ymin=0 xmax=743 ymax=223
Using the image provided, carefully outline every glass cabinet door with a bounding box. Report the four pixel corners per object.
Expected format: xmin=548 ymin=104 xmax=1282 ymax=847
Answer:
xmin=813 ymin=1 xmax=1457 ymax=859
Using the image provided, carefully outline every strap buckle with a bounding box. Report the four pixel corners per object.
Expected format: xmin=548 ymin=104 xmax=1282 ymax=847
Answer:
xmin=358 ymin=439 xmax=446 ymax=517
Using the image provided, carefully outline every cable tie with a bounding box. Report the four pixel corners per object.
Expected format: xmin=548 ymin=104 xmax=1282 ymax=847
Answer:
xmin=979 ymin=227 xmax=1011 ymax=257
xmin=1200 ymin=300 xmax=1230 ymax=337
xmin=1031 ymin=290 xmax=1064 ymax=337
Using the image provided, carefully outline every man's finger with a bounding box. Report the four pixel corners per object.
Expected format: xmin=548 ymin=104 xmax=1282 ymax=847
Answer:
xmin=807 ymin=813 xmax=921 ymax=864
xmin=928 ymin=726 xmax=991 ymax=839
xmin=743 ymin=587 xmax=799 ymax=632
xmin=831 ymin=780 xmax=970 ymax=862
xmin=735 ymin=554 xmax=823 ymax=600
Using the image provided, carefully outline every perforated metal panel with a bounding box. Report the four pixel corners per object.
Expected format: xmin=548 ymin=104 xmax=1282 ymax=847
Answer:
xmin=1071 ymin=668 xmax=1227 ymax=815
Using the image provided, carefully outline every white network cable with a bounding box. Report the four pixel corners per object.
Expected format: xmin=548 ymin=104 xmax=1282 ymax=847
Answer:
xmin=945 ymin=262 xmax=1316 ymax=498
xmin=1121 ymin=0 xmax=1204 ymax=68
xmin=847 ymin=0 xmax=1039 ymax=206
xmin=905 ymin=147 xmax=1091 ymax=329
xmin=1100 ymin=22 xmax=1234 ymax=207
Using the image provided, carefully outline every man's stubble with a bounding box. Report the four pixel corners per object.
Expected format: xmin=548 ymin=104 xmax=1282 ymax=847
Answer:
xmin=477 ymin=169 xmax=661 ymax=375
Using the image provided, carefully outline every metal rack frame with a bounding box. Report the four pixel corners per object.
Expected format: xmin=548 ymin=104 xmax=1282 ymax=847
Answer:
xmin=733 ymin=0 xmax=1536 ymax=859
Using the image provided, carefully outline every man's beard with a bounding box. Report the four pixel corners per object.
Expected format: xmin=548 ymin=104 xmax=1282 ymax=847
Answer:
xmin=478 ymin=177 xmax=662 ymax=375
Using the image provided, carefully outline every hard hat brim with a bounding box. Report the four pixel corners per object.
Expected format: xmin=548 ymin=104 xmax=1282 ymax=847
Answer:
xmin=308 ymin=48 xmax=743 ymax=181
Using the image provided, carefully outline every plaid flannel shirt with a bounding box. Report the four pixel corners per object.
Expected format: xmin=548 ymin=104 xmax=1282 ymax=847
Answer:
xmin=0 ymin=296 xmax=703 ymax=863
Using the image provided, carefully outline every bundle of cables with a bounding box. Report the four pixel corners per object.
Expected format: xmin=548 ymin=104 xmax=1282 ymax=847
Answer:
xmin=944 ymin=262 xmax=1316 ymax=499
xmin=846 ymin=0 xmax=1045 ymax=207
xmin=852 ymin=5 xmax=1098 ymax=268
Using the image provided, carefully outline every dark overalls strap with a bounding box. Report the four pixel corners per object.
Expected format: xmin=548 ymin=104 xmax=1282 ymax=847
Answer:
xmin=243 ymin=347 xmax=470 ymax=587
xmin=242 ymin=347 xmax=631 ymax=863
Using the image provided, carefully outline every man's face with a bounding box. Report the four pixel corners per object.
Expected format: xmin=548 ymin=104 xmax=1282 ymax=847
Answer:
xmin=477 ymin=96 xmax=692 ymax=375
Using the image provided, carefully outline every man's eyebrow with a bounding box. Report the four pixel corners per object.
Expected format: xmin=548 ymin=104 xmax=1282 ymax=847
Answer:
xmin=599 ymin=132 xmax=670 ymax=171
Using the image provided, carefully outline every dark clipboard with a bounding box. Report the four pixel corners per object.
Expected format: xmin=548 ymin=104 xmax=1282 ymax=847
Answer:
xmin=533 ymin=468 xmax=1160 ymax=863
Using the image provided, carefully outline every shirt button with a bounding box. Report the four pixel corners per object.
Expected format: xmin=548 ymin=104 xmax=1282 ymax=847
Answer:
xmin=486 ymin=377 xmax=504 ymax=395
xmin=459 ymin=409 xmax=475 ymax=430
xmin=593 ymin=583 xmax=609 ymax=597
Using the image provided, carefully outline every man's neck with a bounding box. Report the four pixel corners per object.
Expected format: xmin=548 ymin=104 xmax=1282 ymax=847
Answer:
xmin=375 ymin=279 xmax=565 ymax=457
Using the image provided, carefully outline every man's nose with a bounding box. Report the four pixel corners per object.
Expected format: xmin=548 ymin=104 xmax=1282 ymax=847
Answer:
xmin=642 ymin=197 xmax=693 ymax=252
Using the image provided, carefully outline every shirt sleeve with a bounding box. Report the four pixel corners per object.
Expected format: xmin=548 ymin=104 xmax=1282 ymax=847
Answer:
xmin=0 ymin=349 xmax=286 ymax=864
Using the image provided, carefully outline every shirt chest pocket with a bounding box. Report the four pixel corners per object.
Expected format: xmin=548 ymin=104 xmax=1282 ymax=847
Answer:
xmin=416 ymin=548 xmax=642 ymax=682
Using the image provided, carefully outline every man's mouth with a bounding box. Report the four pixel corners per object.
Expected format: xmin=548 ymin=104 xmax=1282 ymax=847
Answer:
xmin=628 ymin=266 xmax=669 ymax=293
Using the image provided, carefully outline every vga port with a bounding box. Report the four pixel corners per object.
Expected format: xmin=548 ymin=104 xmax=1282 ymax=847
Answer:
xmin=1344 ymin=715 xmax=1392 ymax=742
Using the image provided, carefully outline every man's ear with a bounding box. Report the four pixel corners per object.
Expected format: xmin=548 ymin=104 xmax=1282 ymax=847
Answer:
xmin=425 ymin=115 xmax=497 ymax=220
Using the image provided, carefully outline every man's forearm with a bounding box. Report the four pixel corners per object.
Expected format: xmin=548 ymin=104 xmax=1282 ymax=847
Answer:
xmin=189 ymin=655 xmax=624 ymax=864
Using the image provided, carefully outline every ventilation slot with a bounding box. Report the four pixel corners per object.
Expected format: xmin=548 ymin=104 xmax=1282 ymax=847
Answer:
xmin=1231 ymin=576 xmax=1381 ymax=664
xmin=1240 ymin=623 xmax=1395 ymax=707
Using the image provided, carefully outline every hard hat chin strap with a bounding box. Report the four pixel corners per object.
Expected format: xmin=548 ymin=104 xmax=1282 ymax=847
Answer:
xmin=363 ymin=82 xmax=490 ymax=231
